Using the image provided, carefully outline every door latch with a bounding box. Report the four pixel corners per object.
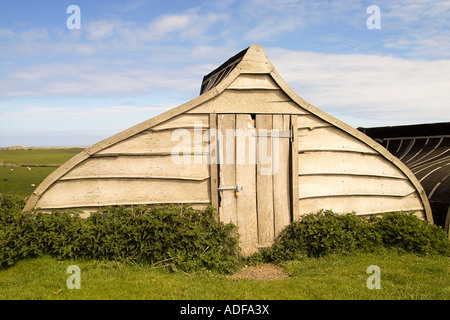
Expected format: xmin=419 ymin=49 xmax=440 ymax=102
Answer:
xmin=218 ymin=185 xmax=243 ymax=197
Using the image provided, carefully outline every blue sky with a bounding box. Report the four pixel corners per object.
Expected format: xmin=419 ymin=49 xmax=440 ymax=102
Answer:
xmin=0 ymin=0 xmax=449 ymax=147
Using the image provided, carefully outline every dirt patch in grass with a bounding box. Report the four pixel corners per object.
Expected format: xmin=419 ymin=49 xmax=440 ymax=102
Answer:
xmin=228 ymin=263 xmax=289 ymax=280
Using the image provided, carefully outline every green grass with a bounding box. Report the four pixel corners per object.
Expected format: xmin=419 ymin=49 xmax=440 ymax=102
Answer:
xmin=0 ymin=166 xmax=56 ymax=198
xmin=0 ymin=147 xmax=83 ymax=198
xmin=0 ymin=148 xmax=84 ymax=165
xmin=0 ymin=252 xmax=448 ymax=300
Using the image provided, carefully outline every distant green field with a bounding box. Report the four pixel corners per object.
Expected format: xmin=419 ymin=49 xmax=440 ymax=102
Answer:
xmin=0 ymin=148 xmax=84 ymax=198
xmin=0 ymin=166 xmax=57 ymax=198
xmin=0 ymin=148 xmax=84 ymax=165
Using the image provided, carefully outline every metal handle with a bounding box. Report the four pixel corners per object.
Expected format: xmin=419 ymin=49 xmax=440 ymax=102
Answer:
xmin=218 ymin=186 xmax=243 ymax=192
xmin=218 ymin=185 xmax=243 ymax=197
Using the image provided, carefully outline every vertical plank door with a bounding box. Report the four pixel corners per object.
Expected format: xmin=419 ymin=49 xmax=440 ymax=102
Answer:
xmin=272 ymin=115 xmax=291 ymax=237
xmin=256 ymin=114 xmax=275 ymax=247
xmin=290 ymin=114 xmax=299 ymax=221
xmin=216 ymin=113 xmax=293 ymax=255
xmin=208 ymin=113 xmax=219 ymax=215
xmin=235 ymin=114 xmax=258 ymax=256
xmin=217 ymin=114 xmax=237 ymax=224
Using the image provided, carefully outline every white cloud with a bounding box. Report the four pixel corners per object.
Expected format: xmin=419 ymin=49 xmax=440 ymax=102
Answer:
xmin=380 ymin=0 xmax=450 ymax=58
xmin=0 ymin=57 xmax=204 ymax=98
xmin=20 ymin=28 xmax=50 ymax=42
xmin=234 ymin=0 xmax=367 ymax=41
xmin=85 ymin=20 xmax=118 ymax=41
xmin=384 ymin=29 xmax=450 ymax=59
xmin=0 ymin=104 xmax=173 ymax=121
xmin=152 ymin=13 xmax=191 ymax=35
xmin=120 ymin=0 xmax=149 ymax=12
xmin=140 ymin=8 xmax=227 ymax=42
xmin=245 ymin=15 xmax=302 ymax=41
xmin=381 ymin=0 xmax=450 ymax=27
xmin=0 ymin=28 xmax=14 ymax=39
xmin=81 ymin=8 xmax=227 ymax=45
xmin=237 ymin=0 xmax=306 ymax=40
xmin=267 ymin=47 xmax=450 ymax=125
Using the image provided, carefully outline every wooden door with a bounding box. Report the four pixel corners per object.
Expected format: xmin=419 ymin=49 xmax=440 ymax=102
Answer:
xmin=215 ymin=114 xmax=293 ymax=256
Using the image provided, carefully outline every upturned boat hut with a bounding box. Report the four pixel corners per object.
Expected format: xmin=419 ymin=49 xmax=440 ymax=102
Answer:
xmin=25 ymin=45 xmax=433 ymax=255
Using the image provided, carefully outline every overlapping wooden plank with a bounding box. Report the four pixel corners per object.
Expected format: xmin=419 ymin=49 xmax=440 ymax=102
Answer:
xmin=36 ymin=179 xmax=210 ymax=209
xmin=150 ymin=114 xmax=209 ymax=131
xmin=236 ymin=114 xmax=258 ymax=256
xmin=61 ymin=155 xmax=209 ymax=181
xmin=298 ymin=127 xmax=377 ymax=154
xmin=187 ymin=90 xmax=308 ymax=114
xmin=298 ymin=193 xmax=425 ymax=218
xmin=228 ymin=74 xmax=279 ymax=90
xmin=298 ymin=175 xmax=416 ymax=199
xmin=235 ymin=61 xmax=274 ymax=74
xmin=256 ymin=114 xmax=274 ymax=247
xmin=97 ymin=129 xmax=209 ymax=155
xmin=272 ymin=114 xmax=291 ymax=237
xmin=298 ymin=151 xmax=406 ymax=179
xmin=297 ymin=114 xmax=332 ymax=130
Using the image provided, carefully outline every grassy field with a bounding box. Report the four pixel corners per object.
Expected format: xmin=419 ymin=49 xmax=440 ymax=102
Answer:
xmin=0 ymin=148 xmax=83 ymax=198
xmin=0 ymin=166 xmax=57 ymax=198
xmin=0 ymin=148 xmax=84 ymax=165
xmin=0 ymin=252 xmax=448 ymax=300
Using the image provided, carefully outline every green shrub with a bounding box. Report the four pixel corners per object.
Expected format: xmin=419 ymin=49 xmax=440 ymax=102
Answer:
xmin=0 ymin=196 xmax=240 ymax=273
xmin=2 ymin=195 xmax=448 ymax=271
xmin=258 ymin=210 xmax=449 ymax=263
xmin=0 ymin=194 xmax=26 ymax=213
xmin=82 ymin=205 xmax=240 ymax=273
xmin=262 ymin=210 xmax=381 ymax=262
xmin=0 ymin=194 xmax=39 ymax=266
xmin=370 ymin=212 xmax=449 ymax=255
